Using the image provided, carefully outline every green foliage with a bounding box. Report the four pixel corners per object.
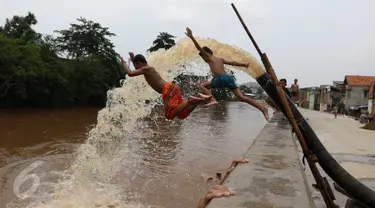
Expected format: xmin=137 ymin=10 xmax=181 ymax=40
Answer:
xmin=147 ymin=32 xmax=176 ymax=53
xmin=0 ymin=12 xmax=41 ymax=42
xmin=0 ymin=13 xmax=123 ymax=108
xmin=54 ymin=17 xmax=117 ymax=62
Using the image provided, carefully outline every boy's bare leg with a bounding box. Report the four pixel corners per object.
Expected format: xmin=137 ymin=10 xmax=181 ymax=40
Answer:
xmin=199 ymin=81 xmax=213 ymax=96
xmin=265 ymin=96 xmax=279 ymax=113
xmin=198 ymin=93 xmax=212 ymax=99
xmin=199 ymin=81 xmax=218 ymax=108
xmin=170 ymin=96 xmax=204 ymax=118
xmin=232 ymin=88 xmax=269 ymax=121
xmin=171 ymin=96 xmax=211 ymax=119
xmin=178 ymin=94 xmax=213 ymax=116
xmin=198 ymin=185 xmax=234 ymax=208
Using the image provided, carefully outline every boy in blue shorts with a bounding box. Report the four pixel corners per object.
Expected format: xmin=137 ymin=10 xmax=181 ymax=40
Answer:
xmin=185 ymin=27 xmax=269 ymax=121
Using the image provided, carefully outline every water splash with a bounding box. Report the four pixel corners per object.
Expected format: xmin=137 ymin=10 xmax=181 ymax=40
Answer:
xmin=7 ymin=37 xmax=263 ymax=208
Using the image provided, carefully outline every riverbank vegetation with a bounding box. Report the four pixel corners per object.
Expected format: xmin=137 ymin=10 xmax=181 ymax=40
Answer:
xmin=0 ymin=12 xmax=254 ymax=108
xmin=0 ymin=12 xmax=126 ymax=108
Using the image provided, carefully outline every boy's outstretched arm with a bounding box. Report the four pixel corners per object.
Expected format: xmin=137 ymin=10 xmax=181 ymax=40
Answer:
xmin=185 ymin=27 xmax=210 ymax=58
xmin=222 ymin=58 xmax=249 ymax=68
xmin=197 ymin=185 xmax=234 ymax=208
xmin=120 ymin=55 xmax=145 ymax=77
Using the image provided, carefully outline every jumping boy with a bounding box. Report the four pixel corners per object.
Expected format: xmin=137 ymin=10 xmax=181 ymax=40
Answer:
xmin=120 ymin=52 xmax=211 ymax=120
xmin=185 ymin=27 xmax=269 ymax=121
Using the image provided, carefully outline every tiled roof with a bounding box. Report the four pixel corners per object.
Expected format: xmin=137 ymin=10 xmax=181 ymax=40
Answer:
xmin=344 ymin=75 xmax=375 ymax=86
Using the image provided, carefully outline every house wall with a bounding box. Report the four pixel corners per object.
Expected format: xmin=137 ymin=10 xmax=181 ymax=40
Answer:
xmin=319 ymin=89 xmax=332 ymax=112
xmin=298 ymin=90 xmax=308 ymax=109
xmin=299 ymin=88 xmax=320 ymax=110
xmin=331 ymin=91 xmax=344 ymax=105
xmin=309 ymin=93 xmax=315 ymax=110
xmin=369 ymin=99 xmax=373 ymax=114
xmin=319 ymin=92 xmax=325 ymax=112
xmin=344 ymin=86 xmax=369 ymax=109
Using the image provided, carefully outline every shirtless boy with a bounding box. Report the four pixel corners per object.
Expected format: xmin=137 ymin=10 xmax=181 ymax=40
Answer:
xmin=120 ymin=52 xmax=211 ymax=120
xmin=291 ymin=79 xmax=299 ymax=103
xmin=185 ymin=27 xmax=269 ymax=121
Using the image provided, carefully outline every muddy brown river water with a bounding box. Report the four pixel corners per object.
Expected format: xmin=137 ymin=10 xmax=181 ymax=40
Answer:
xmin=0 ymin=102 xmax=271 ymax=208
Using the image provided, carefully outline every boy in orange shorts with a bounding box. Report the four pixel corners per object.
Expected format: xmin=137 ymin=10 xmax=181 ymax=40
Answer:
xmin=120 ymin=52 xmax=211 ymax=120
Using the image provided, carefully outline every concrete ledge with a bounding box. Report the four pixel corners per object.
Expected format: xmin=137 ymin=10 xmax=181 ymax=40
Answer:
xmin=207 ymin=113 xmax=314 ymax=208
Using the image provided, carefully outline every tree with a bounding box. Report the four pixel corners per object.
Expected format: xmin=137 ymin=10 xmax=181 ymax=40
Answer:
xmin=0 ymin=34 xmax=70 ymax=107
xmin=53 ymin=17 xmax=121 ymax=90
xmin=0 ymin=12 xmax=41 ymax=42
xmin=53 ymin=17 xmax=117 ymax=63
xmin=147 ymin=32 xmax=176 ymax=53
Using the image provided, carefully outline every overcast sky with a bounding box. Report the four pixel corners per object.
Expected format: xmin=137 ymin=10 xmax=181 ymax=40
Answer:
xmin=1 ymin=0 xmax=374 ymax=87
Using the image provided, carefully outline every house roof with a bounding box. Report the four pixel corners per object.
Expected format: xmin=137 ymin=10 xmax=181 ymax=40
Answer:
xmin=333 ymin=81 xmax=344 ymax=85
xmin=344 ymin=75 xmax=375 ymax=86
xmin=330 ymin=86 xmax=342 ymax=92
xmin=320 ymin=85 xmax=331 ymax=88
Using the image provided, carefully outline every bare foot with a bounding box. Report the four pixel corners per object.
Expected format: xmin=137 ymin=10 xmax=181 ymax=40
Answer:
xmin=198 ymin=93 xmax=212 ymax=100
xmin=202 ymin=100 xmax=219 ymax=108
xmin=188 ymin=96 xmax=205 ymax=103
xmin=261 ymin=107 xmax=269 ymax=121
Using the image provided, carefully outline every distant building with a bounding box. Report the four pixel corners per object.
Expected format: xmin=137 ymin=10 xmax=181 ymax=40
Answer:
xmin=317 ymin=83 xmax=345 ymax=112
xmin=369 ymin=83 xmax=375 ymax=114
xmin=318 ymin=85 xmax=330 ymax=112
xmin=299 ymin=87 xmax=320 ymax=110
xmin=239 ymin=82 xmax=264 ymax=94
xmin=343 ymin=75 xmax=375 ymax=110
xmin=332 ymin=80 xmax=344 ymax=90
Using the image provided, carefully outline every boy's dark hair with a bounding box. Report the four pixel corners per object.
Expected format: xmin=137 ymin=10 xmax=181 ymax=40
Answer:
xmin=199 ymin=46 xmax=213 ymax=56
xmin=216 ymin=172 xmax=222 ymax=179
xmin=280 ymin=78 xmax=287 ymax=84
xmin=133 ymin=54 xmax=147 ymax=64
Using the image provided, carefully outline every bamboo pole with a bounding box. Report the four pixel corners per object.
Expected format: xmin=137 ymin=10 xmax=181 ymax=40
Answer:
xmin=230 ymin=3 xmax=337 ymax=207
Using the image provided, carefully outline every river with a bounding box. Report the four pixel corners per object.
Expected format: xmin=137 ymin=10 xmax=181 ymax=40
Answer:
xmin=0 ymin=102 xmax=270 ymax=208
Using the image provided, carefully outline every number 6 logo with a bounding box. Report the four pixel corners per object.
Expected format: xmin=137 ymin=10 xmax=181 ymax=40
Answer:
xmin=13 ymin=160 xmax=45 ymax=199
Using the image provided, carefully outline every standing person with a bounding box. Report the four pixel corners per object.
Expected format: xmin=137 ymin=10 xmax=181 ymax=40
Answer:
xmin=185 ymin=27 xmax=269 ymax=121
xmin=333 ymin=105 xmax=339 ymax=119
xmin=279 ymin=78 xmax=292 ymax=98
xmin=291 ymin=79 xmax=299 ymax=104
xmin=120 ymin=52 xmax=211 ymax=120
xmin=265 ymin=78 xmax=291 ymax=112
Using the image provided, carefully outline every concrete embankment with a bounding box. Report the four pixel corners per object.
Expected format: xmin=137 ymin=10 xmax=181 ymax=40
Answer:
xmin=208 ymin=112 xmax=314 ymax=208
xmin=297 ymin=108 xmax=375 ymax=207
